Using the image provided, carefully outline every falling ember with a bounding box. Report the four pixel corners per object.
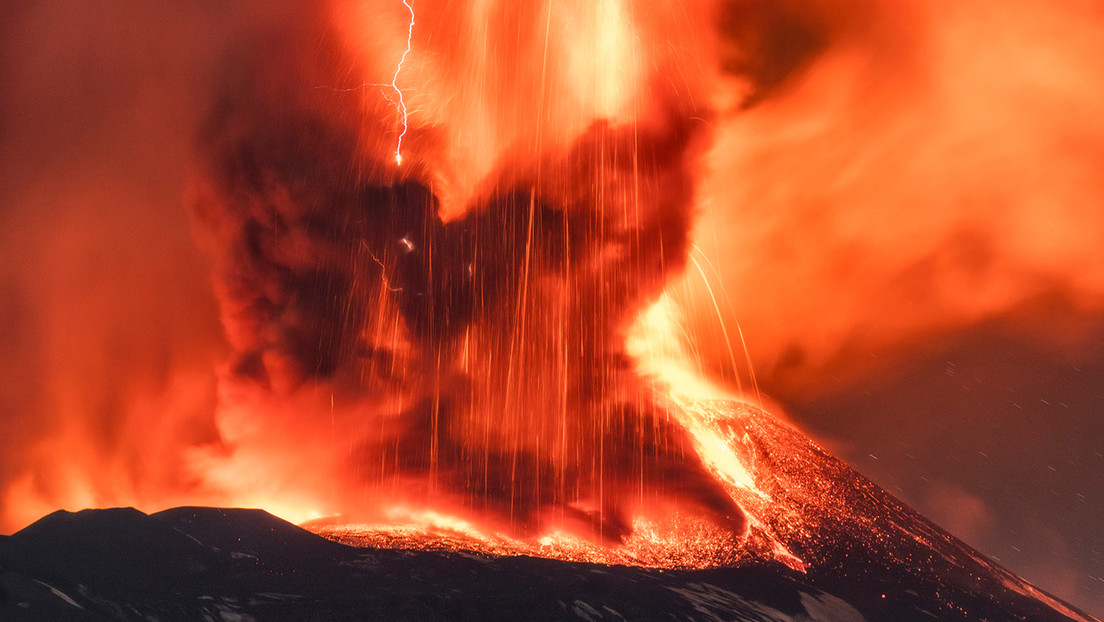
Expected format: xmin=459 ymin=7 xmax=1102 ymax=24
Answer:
xmin=179 ymin=0 xmax=765 ymax=558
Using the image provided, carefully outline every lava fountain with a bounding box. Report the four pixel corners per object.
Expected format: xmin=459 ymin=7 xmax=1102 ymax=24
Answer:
xmin=183 ymin=0 xmax=775 ymax=562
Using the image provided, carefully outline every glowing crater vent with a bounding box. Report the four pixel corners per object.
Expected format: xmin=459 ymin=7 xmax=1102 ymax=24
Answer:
xmin=308 ymin=398 xmax=811 ymax=574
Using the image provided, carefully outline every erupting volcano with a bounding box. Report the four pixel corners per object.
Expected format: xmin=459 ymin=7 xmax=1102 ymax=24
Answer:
xmin=2 ymin=0 xmax=1103 ymax=620
xmin=184 ymin=0 xmax=761 ymax=551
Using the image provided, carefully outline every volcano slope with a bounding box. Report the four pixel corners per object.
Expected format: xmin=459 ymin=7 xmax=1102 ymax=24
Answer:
xmin=0 ymin=400 xmax=1095 ymax=622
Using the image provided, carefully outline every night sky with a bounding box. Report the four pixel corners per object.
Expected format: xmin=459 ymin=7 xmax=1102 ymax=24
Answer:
xmin=763 ymin=305 xmax=1104 ymax=617
xmin=1 ymin=0 xmax=1101 ymax=617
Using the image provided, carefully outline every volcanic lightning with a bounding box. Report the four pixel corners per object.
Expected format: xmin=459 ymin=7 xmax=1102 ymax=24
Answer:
xmin=391 ymin=0 xmax=414 ymax=166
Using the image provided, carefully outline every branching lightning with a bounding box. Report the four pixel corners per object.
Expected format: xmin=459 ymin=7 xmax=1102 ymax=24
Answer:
xmin=313 ymin=1 xmax=414 ymax=165
xmin=361 ymin=241 xmax=403 ymax=293
xmin=391 ymin=0 xmax=415 ymax=166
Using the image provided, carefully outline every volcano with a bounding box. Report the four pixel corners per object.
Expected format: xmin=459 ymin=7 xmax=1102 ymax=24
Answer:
xmin=4 ymin=0 xmax=1103 ymax=618
xmin=0 ymin=399 xmax=1093 ymax=622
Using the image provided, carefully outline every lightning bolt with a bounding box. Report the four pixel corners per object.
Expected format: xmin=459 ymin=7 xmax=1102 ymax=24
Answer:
xmin=391 ymin=0 xmax=414 ymax=166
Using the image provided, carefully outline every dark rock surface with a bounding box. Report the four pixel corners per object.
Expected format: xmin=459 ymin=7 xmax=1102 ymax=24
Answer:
xmin=0 ymin=505 xmax=1094 ymax=621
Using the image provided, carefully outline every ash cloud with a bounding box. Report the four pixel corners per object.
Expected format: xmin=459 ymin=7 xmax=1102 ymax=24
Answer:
xmin=687 ymin=0 xmax=1104 ymax=613
xmin=0 ymin=0 xmax=232 ymax=532
xmin=191 ymin=2 xmax=744 ymax=539
xmin=689 ymin=0 xmax=1104 ymax=392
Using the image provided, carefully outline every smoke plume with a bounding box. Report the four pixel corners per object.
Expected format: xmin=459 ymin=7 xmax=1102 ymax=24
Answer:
xmin=189 ymin=0 xmax=744 ymax=539
xmin=680 ymin=0 xmax=1104 ymax=394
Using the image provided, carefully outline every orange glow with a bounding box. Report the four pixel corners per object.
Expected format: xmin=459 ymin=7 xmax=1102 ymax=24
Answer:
xmin=3 ymin=0 xmax=1102 ymax=589
xmin=181 ymin=0 xmax=753 ymax=554
xmin=308 ymin=399 xmax=822 ymax=573
xmin=678 ymin=0 xmax=1104 ymax=392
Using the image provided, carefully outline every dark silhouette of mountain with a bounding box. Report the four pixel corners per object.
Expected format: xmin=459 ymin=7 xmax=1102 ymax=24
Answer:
xmin=0 ymin=400 xmax=1096 ymax=621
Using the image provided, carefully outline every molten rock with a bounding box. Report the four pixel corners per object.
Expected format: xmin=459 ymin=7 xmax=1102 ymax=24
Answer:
xmin=0 ymin=401 xmax=1093 ymax=622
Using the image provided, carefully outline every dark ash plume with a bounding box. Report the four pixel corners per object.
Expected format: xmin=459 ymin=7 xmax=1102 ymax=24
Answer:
xmin=190 ymin=10 xmax=745 ymax=541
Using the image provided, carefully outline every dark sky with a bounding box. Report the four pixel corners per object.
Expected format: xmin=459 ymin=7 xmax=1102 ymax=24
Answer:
xmin=766 ymin=306 xmax=1104 ymax=618
xmin=1 ymin=0 xmax=1101 ymax=617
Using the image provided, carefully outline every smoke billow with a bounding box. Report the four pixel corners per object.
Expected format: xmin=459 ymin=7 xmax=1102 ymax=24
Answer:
xmin=679 ymin=0 xmax=1104 ymax=394
xmin=666 ymin=0 xmax=1104 ymax=612
xmin=189 ymin=0 xmax=744 ymax=539
xmin=0 ymin=0 xmax=231 ymax=533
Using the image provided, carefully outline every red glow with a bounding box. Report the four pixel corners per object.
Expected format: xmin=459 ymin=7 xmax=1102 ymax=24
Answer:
xmin=2 ymin=1 xmax=1102 ymax=590
xmin=186 ymin=0 xmax=751 ymax=553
